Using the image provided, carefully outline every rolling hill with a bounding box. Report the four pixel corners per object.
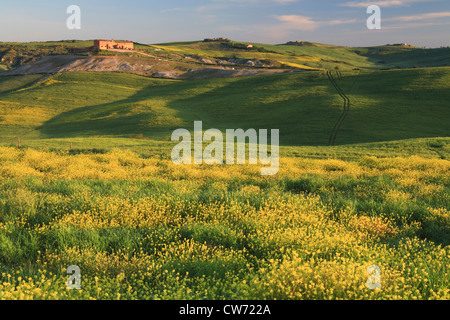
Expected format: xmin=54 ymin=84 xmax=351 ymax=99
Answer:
xmin=0 ymin=40 xmax=449 ymax=301
xmin=0 ymin=39 xmax=448 ymax=157
xmin=0 ymin=67 xmax=449 ymax=148
xmin=1 ymin=39 xmax=450 ymax=75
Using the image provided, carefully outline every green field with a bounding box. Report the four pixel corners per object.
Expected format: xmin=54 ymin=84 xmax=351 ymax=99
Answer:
xmin=1 ymin=67 xmax=449 ymax=146
xmin=2 ymin=39 xmax=450 ymax=72
xmin=0 ymin=147 xmax=448 ymax=300
xmin=0 ymin=41 xmax=449 ymax=300
xmin=150 ymin=40 xmax=450 ymax=70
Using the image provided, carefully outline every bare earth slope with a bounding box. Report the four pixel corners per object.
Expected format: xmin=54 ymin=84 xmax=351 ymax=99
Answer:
xmin=1 ymin=54 xmax=293 ymax=79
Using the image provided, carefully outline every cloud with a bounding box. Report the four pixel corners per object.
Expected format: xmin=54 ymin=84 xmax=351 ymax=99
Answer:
xmin=378 ymin=11 xmax=450 ymax=28
xmin=195 ymin=0 xmax=298 ymax=14
xmin=381 ymin=21 xmax=450 ymax=29
xmin=276 ymin=15 xmax=319 ymax=30
xmin=214 ymin=0 xmax=298 ymax=3
xmin=275 ymin=15 xmax=357 ymax=31
xmin=394 ymin=11 xmax=450 ymax=21
xmin=341 ymin=0 xmax=441 ymax=8
xmin=328 ymin=19 xmax=359 ymax=25
xmin=363 ymin=10 xmax=450 ymax=30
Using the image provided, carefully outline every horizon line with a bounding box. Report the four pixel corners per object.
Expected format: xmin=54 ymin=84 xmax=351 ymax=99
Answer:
xmin=0 ymin=38 xmax=448 ymax=49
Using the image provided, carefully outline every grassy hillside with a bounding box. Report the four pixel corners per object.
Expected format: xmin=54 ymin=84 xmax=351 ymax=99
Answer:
xmin=0 ymin=41 xmax=92 ymax=70
xmin=0 ymin=68 xmax=449 ymax=148
xmin=0 ymin=147 xmax=448 ymax=300
xmin=2 ymin=40 xmax=450 ymax=74
xmin=351 ymin=46 xmax=450 ymax=69
xmin=151 ymin=40 xmax=450 ymax=70
xmin=0 ymin=42 xmax=449 ymax=301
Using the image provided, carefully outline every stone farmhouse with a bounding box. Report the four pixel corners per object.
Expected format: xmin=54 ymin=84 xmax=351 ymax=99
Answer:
xmin=69 ymin=40 xmax=135 ymax=53
xmin=93 ymin=40 xmax=134 ymax=50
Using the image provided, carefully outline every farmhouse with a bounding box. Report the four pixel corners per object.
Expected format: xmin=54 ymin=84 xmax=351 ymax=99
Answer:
xmin=389 ymin=43 xmax=412 ymax=47
xmin=94 ymin=40 xmax=134 ymax=50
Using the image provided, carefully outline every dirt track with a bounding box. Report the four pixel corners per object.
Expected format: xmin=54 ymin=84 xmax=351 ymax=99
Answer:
xmin=327 ymin=70 xmax=350 ymax=146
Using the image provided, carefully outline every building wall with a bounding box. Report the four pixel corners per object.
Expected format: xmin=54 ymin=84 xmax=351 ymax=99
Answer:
xmin=94 ymin=40 xmax=134 ymax=50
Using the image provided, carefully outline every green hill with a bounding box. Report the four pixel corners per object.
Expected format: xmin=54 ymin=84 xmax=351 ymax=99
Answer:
xmin=150 ymin=40 xmax=450 ymax=70
xmin=0 ymin=42 xmax=449 ymax=301
xmin=2 ymin=39 xmax=450 ymax=73
xmin=0 ymin=39 xmax=449 ymax=156
xmin=0 ymin=67 xmax=449 ymax=149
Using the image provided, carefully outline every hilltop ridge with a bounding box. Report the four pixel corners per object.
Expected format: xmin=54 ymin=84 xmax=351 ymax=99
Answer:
xmin=1 ymin=39 xmax=450 ymax=79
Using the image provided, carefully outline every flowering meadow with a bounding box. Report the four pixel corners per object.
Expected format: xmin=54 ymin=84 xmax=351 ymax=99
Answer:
xmin=0 ymin=147 xmax=448 ymax=300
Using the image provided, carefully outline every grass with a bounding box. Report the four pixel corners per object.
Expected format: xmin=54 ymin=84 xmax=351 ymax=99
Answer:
xmin=351 ymin=46 xmax=450 ymax=69
xmin=1 ymin=137 xmax=448 ymax=163
xmin=153 ymin=40 xmax=450 ymax=70
xmin=0 ymin=50 xmax=448 ymax=300
xmin=0 ymin=74 xmax=42 ymax=94
xmin=2 ymin=39 xmax=450 ymax=73
xmin=0 ymin=148 xmax=448 ymax=299
xmin=0 ymin=68 xmax=449 ymax=146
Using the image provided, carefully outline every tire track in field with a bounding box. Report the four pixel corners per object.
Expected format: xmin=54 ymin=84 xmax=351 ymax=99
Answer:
xmin=327 ymin=70 xmax=350 ymax=146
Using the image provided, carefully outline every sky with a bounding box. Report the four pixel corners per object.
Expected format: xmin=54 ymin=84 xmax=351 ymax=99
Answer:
xmin=0 ymin=0 xmax=449 ymax=47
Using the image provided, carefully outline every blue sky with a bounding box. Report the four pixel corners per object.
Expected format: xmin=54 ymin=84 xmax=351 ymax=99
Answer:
xmin=0 ymin=0 xmax=449 ymax=47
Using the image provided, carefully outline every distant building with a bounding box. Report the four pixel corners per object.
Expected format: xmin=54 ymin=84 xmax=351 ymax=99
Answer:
xmin=286 ymin=40 xmax=303 ymax=45
xmin=389 ymin=43 xmax=411 ymax=47
xmin=246 ymin=44 xmax=253 ymax=49
xmin=93 ymin=40 xmax=134 ymax=50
